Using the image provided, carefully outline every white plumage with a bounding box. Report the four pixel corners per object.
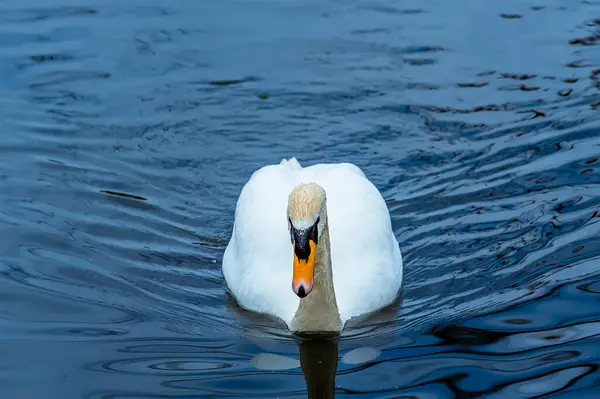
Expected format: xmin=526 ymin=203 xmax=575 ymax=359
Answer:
xmin=222 ymin=158 xmax=403 ymax=330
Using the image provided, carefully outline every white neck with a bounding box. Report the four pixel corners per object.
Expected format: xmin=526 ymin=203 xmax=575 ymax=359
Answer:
xmin=291 ymin=220 xmax=342 ymax=332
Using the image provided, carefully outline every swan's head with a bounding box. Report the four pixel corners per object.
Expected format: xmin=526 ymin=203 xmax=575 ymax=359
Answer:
xmin=287 ymin=183 xmax=327 ymax=299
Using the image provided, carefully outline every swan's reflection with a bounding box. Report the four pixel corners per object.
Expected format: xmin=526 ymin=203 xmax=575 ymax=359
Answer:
xmin=299 ymin=335 xmax=338 ymax=399
xmin=250 ymin=334 xmax=382 ymax=398
xmin=228 ymin=292 xmax=400 ymax=398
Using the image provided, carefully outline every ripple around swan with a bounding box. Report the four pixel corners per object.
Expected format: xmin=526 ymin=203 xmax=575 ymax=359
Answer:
xmin=0 ymin=0 xmax=600 ymax=397
xmin=12 ymin=273 xmax=598 ymax=398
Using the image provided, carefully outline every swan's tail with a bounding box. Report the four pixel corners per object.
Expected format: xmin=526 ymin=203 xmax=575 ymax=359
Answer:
xmin=279 ymin=157 xmax=303 ymax=170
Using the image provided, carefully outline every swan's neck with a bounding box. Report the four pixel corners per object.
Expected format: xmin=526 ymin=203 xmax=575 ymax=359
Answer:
xmin=291 ymin=222 xmax=342 ymax=332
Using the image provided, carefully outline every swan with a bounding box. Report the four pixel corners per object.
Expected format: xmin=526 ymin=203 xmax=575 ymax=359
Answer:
xmin=222 ymin=158 xmax=403 ymax=332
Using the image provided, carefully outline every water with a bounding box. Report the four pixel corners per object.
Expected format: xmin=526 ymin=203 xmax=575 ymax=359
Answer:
xmin=1 ymin=0 xmax=600 ymax=397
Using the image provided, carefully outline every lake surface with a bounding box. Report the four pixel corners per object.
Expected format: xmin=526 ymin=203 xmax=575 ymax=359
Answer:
xmin=1 ymin=0 xmax=600 ymax=397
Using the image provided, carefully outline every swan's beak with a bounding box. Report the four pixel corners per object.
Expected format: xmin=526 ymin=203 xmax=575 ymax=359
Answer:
xmin=291 ymin=225 xmax=317 ymax=298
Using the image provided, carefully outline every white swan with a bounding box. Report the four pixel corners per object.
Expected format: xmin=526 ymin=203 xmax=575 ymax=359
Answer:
xmin=222 ymin=158 xmax=403 ymax=332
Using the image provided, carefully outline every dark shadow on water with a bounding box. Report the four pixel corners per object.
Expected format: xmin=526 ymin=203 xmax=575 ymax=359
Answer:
xmin=225 ymin=288 xmax=407 ymax=397
xmin=298 ymin=335 xmax=339 ymax=399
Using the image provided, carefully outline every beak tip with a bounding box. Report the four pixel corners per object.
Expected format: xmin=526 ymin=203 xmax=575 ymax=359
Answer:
xmin=292 ymin=281 xmax=312 ymax=298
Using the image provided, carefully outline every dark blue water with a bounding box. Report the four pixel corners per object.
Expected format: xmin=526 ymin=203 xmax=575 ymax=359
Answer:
xmin=1 ymin=0 xmax=600 ymax=397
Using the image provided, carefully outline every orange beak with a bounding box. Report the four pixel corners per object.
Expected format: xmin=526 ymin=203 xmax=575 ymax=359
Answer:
xmin=292 ymin=239 xmax=316 ymax=298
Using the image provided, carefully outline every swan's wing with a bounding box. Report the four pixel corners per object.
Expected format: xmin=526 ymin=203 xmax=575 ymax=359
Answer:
xmin=231 ymin=159 xmax=300 ymax=259
xmin=301 ymin=163 xmax=403 ymax=321
xmin=222 ymin=159 xmax=303 ymax=323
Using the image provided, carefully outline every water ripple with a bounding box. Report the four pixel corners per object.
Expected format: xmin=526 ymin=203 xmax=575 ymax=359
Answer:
xmin=0 ymin=0 xmax=599 ymax=397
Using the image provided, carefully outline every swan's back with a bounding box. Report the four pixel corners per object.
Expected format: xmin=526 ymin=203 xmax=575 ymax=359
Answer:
xmin=223 ymin=158 xmax=403 ymax=324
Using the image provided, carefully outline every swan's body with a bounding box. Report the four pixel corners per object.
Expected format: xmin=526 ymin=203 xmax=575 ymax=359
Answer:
xmin=222 ymin=158 xmax=403 ymax=332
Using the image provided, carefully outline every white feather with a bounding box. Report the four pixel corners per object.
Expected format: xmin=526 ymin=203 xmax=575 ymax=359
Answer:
xmin=222 ymin=158 xmax=403 ymax=329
